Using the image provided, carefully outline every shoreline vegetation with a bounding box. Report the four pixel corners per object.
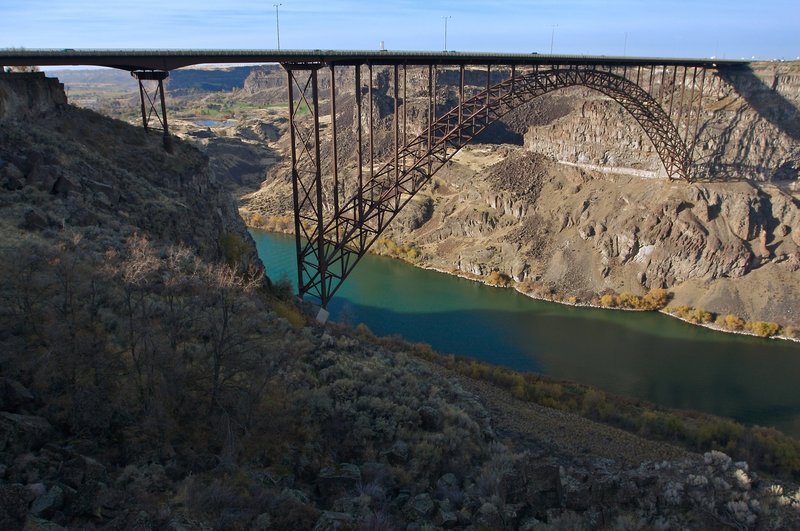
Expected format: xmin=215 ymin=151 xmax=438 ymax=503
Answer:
xmin=244 ymin=219 xmax=800 ymax=343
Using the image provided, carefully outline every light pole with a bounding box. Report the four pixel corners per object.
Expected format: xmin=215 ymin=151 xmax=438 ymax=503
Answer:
xmin=623 ymin=32 xmax=628 ymax=56
xmin=550 ymin=24 xmax=558 ymax=54
xmin=274 ymin=3 xmax=282 ymax=50
xmin=443 ymin=16 xmax=452 ymax=51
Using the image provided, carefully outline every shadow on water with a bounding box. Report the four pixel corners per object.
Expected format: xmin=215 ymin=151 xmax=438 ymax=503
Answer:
xmin=330 ymin=300 xmax=800 ymax=436
xmin=718 ymin=65 xmax=800 ymax=143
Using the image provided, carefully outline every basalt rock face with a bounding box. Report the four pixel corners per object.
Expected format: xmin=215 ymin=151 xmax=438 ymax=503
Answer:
xmin=0 ymin=72 xmax=67 ymax=123
xmin=523 ymin=63 xmax=800 ymax=184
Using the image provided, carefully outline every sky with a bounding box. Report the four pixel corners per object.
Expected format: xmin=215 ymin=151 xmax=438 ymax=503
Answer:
xmin=0 ymin=0 xmax=798 ymax=60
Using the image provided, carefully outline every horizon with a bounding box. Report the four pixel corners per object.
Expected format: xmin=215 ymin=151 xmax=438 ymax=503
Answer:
xmin=1 ymin=1 xmax=798 ymax=62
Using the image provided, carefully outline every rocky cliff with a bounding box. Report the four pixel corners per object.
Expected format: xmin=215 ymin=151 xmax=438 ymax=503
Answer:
xmin=0 ymin=72 xmax=67 ymax=123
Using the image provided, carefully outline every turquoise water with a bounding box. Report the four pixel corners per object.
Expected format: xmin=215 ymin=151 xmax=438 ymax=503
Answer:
xmin=194 ymin=119 xmax=237 ymax=127
xmin=252 ymin=230 xmax=800 ymax=437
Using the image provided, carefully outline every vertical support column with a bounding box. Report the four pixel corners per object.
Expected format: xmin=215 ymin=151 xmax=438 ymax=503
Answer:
xmin=355 ymin=65 xmax=364 ymax=224
xmin=667 ymin=66 xmax=679 ymax=118
xmin=393 ymin=64 xmax=400 ymax=209
xmin=402 ymin=63 xmax=408 ymax=170
xmin=486 ymin=64 xmax=491 ymax=121
xmin=689 ymin=67 xmax=708 ymax=177
xmin=458 ymin=65 xmax=465 ymax=144
xmin=511 ymin=64 xmax=516 ymax=95
xmin=131 ymin=70 xmax=172 ymax=152
xmin=157 ymin=77 xmax=173 ymax=153
xmin=428 ymin=65 xmax=434 ymax=174
xmin=368 ymin=64 xmax=374 ymax=195
xmin=285 ymin=64 xmax=327 ymax=307
xmin=286 ymin=68 xmax=304 ymax=296
xmin=683 ymin=67 xmax=698 ymax=143
xmin=310 ymin=69 xmax=326 ymax=308
xmin=329 ymin=65 xmax=339 ymax=217
xmin=137 ymin=80 xmax=148 ymax=132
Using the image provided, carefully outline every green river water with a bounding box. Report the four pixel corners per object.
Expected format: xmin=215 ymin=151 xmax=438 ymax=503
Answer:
xmin=252 ymin=230 xmax=800 ymax=437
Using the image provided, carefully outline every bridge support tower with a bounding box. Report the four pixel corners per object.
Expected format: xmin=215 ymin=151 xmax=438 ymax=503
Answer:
xmin=131 ymin=70 xmax=173 ymax=152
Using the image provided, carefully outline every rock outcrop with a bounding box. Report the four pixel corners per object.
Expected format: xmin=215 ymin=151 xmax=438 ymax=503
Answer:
xmin=0 ymin=72 xmax=67 ymax=122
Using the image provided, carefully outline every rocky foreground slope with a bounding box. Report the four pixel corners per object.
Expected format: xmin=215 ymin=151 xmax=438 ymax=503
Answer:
xmin=237 ymin=61 xmax=800 ymax=331
xmin=3 ymin=72 xmax=800 ymax=530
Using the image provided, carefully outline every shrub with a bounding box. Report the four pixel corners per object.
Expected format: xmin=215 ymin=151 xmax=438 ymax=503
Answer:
xmin=220 ymin=232 xmax=249 ymax=268
xmin=747 ymin=321 xmax=781 ymax=338
xmin=486 ymin=270 xmax=512 ymax=287
xmin=642 ymin=288 xmax=670 ymax=309
xmin=687 ymin=308 xmax=714 ymax=324
xmin=273 ymin=300 xmax=305 ymax=327
xmin=599 ymin=293 xmax=616 ymax=307
xmin=719 ymin=314 xmax=746 ymax=331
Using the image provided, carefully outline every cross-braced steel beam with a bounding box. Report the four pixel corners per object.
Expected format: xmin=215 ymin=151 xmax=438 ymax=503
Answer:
xmin=131 ymin=70 xmax=173 ymax=152
xmin=285 ymin=62 xmax=714 ymax=309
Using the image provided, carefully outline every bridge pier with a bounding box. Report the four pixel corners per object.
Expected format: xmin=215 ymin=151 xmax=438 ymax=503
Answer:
xmin=131 ymin=70 xmax=173 ymax=152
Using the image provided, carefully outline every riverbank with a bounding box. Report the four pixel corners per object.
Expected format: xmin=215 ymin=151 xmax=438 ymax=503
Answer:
xmin=247 ymin=223 xmax=799 ymax=344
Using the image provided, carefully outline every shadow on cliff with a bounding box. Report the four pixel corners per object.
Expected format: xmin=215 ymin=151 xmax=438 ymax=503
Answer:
xmin=718 ymin=65 xmax=800 ymax=142
xmin=691 ymin=66 xmax=800 ymax=182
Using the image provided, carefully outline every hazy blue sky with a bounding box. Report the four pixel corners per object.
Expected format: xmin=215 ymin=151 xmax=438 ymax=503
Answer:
xmin=1 ymin=0 xmax=797 ymax=59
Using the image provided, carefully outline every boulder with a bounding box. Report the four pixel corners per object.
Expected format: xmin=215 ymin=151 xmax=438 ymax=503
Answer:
xmin=25 ymin=164 xmax=59 ymax=193
xmin=21 ymin=207 xmax=49 ymax=230
xmin=0 ymin=413 xmax=52 ymax=453
xmin=311 ymin=511 xmax=354 ymax=531
xmin=0 ymin=378 xmax=35 ymax=412
xmin=382 ymin=440 xmax=409 ymax=464
xmin=0 ymin=483 xmax=30 ymax=530
xmin=1 ymin=162 xmax=25 ymax=190
xmin=30 ymin=486 xmax=64 ymax=519
xmin=316 ymin=463 xmax=361 ymax=499
xmin=409 ymin=493 xmax=435 ymax=518
xmin=437 ymin=508 xmax=459 ymax=528
xmin=23 ymin=515 xmax=66 ymax=531
xmin=52 ymin=174 xmax=80 ymax=195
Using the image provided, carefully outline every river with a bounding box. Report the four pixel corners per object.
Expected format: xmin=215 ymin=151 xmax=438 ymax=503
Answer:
xmin=251 ymin=230 xmax=800 ymax=437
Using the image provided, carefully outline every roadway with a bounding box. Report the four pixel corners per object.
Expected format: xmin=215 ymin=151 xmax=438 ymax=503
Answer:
xmin=0 ymin=48 xmax=747 ymax=72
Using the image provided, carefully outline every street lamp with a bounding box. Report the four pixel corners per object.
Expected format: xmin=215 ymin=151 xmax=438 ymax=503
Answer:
xmin=274 ymin=3 xmax=282 ymax=50
xmin=443 ymin=16 xmax=452 ymax=52
xmin=550 ymin=24 xmax=558 ymax=54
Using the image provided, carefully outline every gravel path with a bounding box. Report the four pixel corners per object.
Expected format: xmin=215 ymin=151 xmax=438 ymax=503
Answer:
xmin=422 ymin=359 xmax=693 ymax=465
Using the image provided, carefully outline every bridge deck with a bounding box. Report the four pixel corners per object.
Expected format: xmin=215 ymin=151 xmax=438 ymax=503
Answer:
xmin=0 ymin=49 xmax=748 ymax=71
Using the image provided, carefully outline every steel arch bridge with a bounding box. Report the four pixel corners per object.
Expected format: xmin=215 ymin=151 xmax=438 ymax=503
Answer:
xmin=0 ymin=49 xmax=747 ymax=312
xmin=284 ymin=60 xmax=735 ymax=312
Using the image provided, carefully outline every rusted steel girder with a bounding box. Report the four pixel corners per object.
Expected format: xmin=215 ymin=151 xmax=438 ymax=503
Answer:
xmin=131 ymin=70 xmax=173 ymax=152
xmin=285 ymin=63 xmax=709 ymax=308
